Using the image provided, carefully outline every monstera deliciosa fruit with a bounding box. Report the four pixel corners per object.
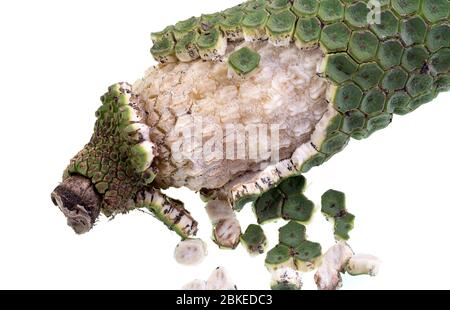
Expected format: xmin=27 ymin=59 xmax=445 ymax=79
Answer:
xmin=52 ymin=0 xmax=449 ymax=255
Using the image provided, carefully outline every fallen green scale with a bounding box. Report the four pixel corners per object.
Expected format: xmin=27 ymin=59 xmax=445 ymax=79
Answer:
xmin=228 ymin=47 xmax=261 ymax=76
xmin=253 ymin=187 xmax=284 ymax=224
xmin=321 ymin=189 xmax=346 ymax=218
xmin=277 ymin=175 xmax=306 ymax=197
xmin=294 ymin=240 xmax=322 ymax=265
xmin=321 ymin=189 xmax=355 ymax=241
xmin=265 ymin=244 xmax=292 ymax=270
xmin=281 ymin=194 xmax=315 ymax=222
xmin=334 ymin=213 xmax=355 ymax=241
xmin=241 ymin=224 xmax=268 ymax=255
xmin=279 ymin=221 xmax=306 ymax=248
xmin=253 ymin=174 xmax=314 ymax=223
xmin=266 ymin=220 xmax=322 ymax=272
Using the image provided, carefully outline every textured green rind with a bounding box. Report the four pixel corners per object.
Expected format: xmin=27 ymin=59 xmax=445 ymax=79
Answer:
xmin=150 ymin=0 xmax=450 ymax=105
xmin=149 ymin=0 xmax=450 ymax=207
xmin=64 ymin=83 xmax=157 ymax=216
xmin=314 ymin=0 xmax=449 ymax=178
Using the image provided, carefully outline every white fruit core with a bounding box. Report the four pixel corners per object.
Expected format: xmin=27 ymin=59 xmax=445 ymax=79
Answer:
xmin=134 ymin=41 xmax=331 ymax=192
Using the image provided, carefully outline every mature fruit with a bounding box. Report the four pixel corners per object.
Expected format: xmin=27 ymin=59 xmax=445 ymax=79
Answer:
xmin=54 ymin=1 xmax=449 ymax=256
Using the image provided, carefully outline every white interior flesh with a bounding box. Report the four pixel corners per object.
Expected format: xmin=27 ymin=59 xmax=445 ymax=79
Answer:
xmin=134 ymin=41 xmax=332 ymax=192
xmin=174 ymin=239 xmax=207 ymax=266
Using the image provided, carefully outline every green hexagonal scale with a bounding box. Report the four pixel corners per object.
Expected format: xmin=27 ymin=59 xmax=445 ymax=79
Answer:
xmin=377 ymin=40 xmax=404 ymax=69
xmin=353 ymin=62 xmax=384 ymax=90
xmin=295 ymin=17 xmax=321 ymax=48
xmin=392 ymin=0 xmax=420 ymax=16
xmin=345 ymin=2 xmax=370 ymax=28
xmin=292 ymin=0 xmax=320 ymax=17
xmin=332 ymin=82 xmax=364 ymax=112
xmin=318 ymin=0 xmax=344 ymax=23
xmin=228 ymin=47 xmax=261 ymax=77
xmin=360 ymin=88 xmax=386 ymax=115
xmin=400 ymin=16 xmax=427 ymax=46
xmin=320 ymin=22 xmax=351 ymax=52
xmin=323 ymin=53 xmax=359 ymax=84
xmin=349 ymin=30 xmax=379 ymax=63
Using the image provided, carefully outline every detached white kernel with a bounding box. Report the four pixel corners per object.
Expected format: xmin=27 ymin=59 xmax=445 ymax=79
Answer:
xmin=315 ymin=265 xmax=342 ymax=291
xmin=213 ymin=218 xmax=241 ymax=249
xmin=271 ymin=267 xmax=302 ymax=290
xmin=322 ymin=242 xmax=354 ymax=271
xmin=206 ymin=267 xmax=237 ymax=290
xmin=314 ymin=242 xmax=354 ymax=290
xmin=174 ymin=239 xmax=207 ymax=266
xmin=346 ymin=254 xmax=382 ymax=277
xmin=182 ymin=279 xmax=207 ymax=291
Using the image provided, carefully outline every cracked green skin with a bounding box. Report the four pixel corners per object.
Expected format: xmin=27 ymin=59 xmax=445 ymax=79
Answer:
xmin=56 ymin=0 xmax=449 ymax=239
xmin=59 ymin=83 xmax=197 ymax=238
xmin=64 ymin=83 xmax=157 ymax=216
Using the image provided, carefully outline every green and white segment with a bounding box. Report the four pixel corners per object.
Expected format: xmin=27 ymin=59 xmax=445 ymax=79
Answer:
xmin=252 ymin=175 xmax=315 ymax=224
xmin=265 ymin=220 xmax=322 ymax=272
xmin=321 ymin=189 xmax=355 ymax=240
xmin=55 ymin=0 xmax=449 ymax=241
xmin=59 ymin=83 xmax=198 ymax=238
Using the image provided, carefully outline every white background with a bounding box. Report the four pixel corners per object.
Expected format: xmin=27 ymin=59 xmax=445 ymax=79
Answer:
xmin=1 ymin=0 xmax=449 ymax=290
